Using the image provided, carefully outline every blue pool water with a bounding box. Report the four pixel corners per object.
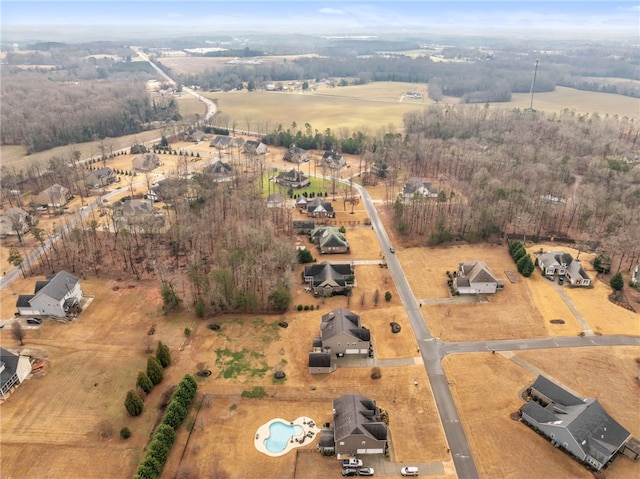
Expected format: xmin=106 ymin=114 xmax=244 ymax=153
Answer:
xmin=264 ymin=421 xmax=303 ymax=453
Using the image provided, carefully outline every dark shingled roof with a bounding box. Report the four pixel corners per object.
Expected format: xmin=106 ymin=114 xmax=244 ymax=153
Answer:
xmin=0 ymin=348 xmax=20 ymax=391
xmin=303 ymin=262 xmax=353 ymax=288
xmin=16 ymin=294 xmax=35 ymax=308
xmin=320 ymin=308 xmax=370 ymax=342
xmin=34 ymin=280 xmax=49 ymax=294
xmin=333 ymin=394 xmax=388 ymax=444
xmin=309 ymin=352 xmax=332 ymax=368
xmin=531 ymin=375 xmax=583 ymax=406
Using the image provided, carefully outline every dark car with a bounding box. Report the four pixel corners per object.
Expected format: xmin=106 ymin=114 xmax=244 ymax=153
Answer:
xmin=26 ymin=318 xmax=43 ymax=325
xmin=558 ymin=276 xmax=565 ymax=285
xmin=342 ymin=469 xmax=359 ymax=477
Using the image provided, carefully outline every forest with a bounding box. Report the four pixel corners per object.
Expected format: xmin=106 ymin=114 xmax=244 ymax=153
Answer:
xmin=0 ymin=49 xmax=179 ymax=153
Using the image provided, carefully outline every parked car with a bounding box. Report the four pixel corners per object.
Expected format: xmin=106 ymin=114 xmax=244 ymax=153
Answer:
xmin=358 ymin=467 xmax=375 ymax=476
xmin=342 ymin=459 xmax=363 ymax=468
xmin=342 ymin=469 xmax=359 ymax=477
xmin=401 ymin=466 xmax=419 ymax=476
xmin=389 ymin=246 xmax=395 ymax=253
xmin=26 ymin=318 xmax=43 ymax=325
xmin=558 ymin=276 xmax=565 ymax=285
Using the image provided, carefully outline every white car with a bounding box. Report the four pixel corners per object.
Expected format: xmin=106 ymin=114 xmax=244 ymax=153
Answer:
xmin=401 ymin=466 xmax=419 ymax=476
xmin=342 ymin=458 xmax=363 ymax=468
xmin=358 ymin=467 xmax=375 ymax=476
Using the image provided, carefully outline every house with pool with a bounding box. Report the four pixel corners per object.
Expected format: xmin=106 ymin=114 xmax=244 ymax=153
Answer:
xmin=318 ymin=394 xmax=388 ymax=456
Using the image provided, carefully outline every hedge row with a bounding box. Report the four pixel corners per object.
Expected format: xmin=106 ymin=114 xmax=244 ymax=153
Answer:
xmin=132 ymin=375 xmax=198 ymax=479
xmin=509 ymin=241 xmax=535 ymax=277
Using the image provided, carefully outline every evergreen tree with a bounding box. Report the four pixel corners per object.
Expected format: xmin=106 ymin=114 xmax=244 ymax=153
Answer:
xmin=610 ymin=272 xmax=624 ymax=291
xmin=136 ymin=371 xmax=154 ymax=393
xmin=147 ymin=356 xmax=164 ymax=385
xmin=125 ymin=390 xmax=144 ymax=416
xmin=156 ymin=341 xmax=171 ymax=368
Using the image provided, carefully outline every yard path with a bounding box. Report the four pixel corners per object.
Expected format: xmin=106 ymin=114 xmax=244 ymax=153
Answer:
xmin=554 ymin=283 xmax=595 ymax=335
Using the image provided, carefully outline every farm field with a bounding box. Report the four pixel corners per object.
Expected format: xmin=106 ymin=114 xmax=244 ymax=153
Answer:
xmin=442 ymin=347 xmax=640 ymax=479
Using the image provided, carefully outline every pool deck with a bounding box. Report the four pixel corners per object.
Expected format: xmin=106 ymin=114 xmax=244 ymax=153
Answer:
xmin=255 ymin=416 xmax=321 ymax=457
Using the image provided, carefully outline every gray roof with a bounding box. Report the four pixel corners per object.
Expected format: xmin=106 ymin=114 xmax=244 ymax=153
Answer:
xmin=307 ymin=197 xmax=334 ymax=214
xmin=36 ymin=270 xmax=80 ymax=301
xmin=320 ymin=308 xmax=369 ymax=342
xmin=459 ymin=261 xmax=498 ymax=284
xmin=530 ymin=375 xmax=584 ymax=406
xmin=121 ymin=199 xmax=154 ymax=216
xmin=203 ymin=160 xmax=233 ymax=175
xmin=309 ymin=352 xmax=332 ymax=368
xmin=303 ymin=262 xmax=353 ymax=288
xmin=34 ymin=281 xmax=49 ymax=294
xmin=333 ymin=394 xmax=388 ymax=443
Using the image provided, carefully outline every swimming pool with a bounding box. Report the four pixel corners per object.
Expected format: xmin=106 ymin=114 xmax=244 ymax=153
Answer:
xmin=264 ymin=421 xmax=303 ymax=453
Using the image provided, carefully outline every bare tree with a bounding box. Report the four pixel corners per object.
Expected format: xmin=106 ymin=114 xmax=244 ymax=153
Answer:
xmin=11 ymin=321 xmax=25 ymax=345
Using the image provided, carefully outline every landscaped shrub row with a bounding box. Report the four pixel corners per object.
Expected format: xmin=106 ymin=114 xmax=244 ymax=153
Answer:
xmin=125 ymin=342 xmax=172 ymax=417
xmin=508 ymin=240 xmax=535 ymax=277
xmin=132 ymin=375 xmax=197 ymax=479
xmin=296 ymin=304 xmax=320 ymax=311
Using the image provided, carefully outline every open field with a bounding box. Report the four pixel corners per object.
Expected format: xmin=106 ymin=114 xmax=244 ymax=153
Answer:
xmin=442 ymin=347 xmax=640 ymax=479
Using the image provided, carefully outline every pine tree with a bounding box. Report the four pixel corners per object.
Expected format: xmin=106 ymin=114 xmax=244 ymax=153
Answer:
xmin=147 ymin=356 xmax=164 ymax=385
xmin=136 ymin=371 xmax=154 ymax=393
xmin=610 ymin=272 xmax=624 ymax=291
xmin=156 ymin=341 xmax=171 ymax=368
xmin=125 ymin=390 xmax=144 ymax=416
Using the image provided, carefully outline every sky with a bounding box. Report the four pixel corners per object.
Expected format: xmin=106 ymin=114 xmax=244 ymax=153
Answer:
xmin=2 ymin=1 xmax=639 ymax=38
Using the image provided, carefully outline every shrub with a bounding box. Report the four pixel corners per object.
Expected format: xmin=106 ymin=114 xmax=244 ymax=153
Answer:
xmin=194 ymin=297 xmax=206 ymax=318
xmin=384 ymin=291 xmax=392 ymax=302
xmin=125 ymin=390 xmax=144 ymax=416
xmin=184 ymin=327 xmax=191 ymax=337
xmin=303 ymin=305 xmax=309 ymax=311
xmin=147 ymin=356 xmax=164 ymax=385
xmin=136 ymin=371 xmax=154 ymax=394
xmin=297 ymin=304 xmax=303 ymax=311
xmin=371 ymin=367 xmax=382 ymax=379
xmin=610 ymin=272 xmax=624 ymax=291
xmin=156 ymin=341 xmax=171 ymax=368
xmin=297 ymin=248 xmax=314 ymax=264
xmin=120 ymin=427 xmax=131 ymax=439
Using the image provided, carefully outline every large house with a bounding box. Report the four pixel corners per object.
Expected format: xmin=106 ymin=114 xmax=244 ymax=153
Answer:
xmin=306 ymin=197 xmax=335 ymax=218
xmin=275 ymin=169 xmax=310 ymax=189
xmin=399 ymin=177 xmax=438 ymax=202
xmin=453 ymin=261 xmax=504 ymax=294
xmin=309 ymin=226 xmax=349 ymax=254
xmin=322 ymin=150 xmax=346 ymax=171
xmin=308 ymin=308 xmax=370 ymax=374
xmin=132 ymin=152 xmax=160 ymax=171
xmin=243 ymin=139 xmax=267 ymax=155
xmin=284 ymin=145 xmax=310 ymax=164
xmin=632 ymin=264 xmax=639 ymax=286
xmin=0 ymin=208 xmax=31 ymax=238
xmin=0 ymin=348 xmax=32 ymax=401
xmin=32 ymin=184 xmax=70 ymax=208
xmin=146 ymin=178 xmax=189 ymax=202
xmin=535 ymin=251 xmax=591 ymax=287
xmin=317 ymin=394 xmax=388 ymax=456
xmin=210 ymin=136 xmax=244 ymax=150
xmin=303 ymin=262 xmax=354 ymax=296
xmin=85 ymin=167 xmax=117 ymax=189
xmin=521 ymin=375 xmax=636 ymax=471
xmin=202 ymin=160 xmax=233 ymax=180
xmin=16 ymin=270 xmax=83 ymax=318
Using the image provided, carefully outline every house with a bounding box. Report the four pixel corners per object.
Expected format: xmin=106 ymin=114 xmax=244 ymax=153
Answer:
xmin=322 ymin=150 xmax=346 ymax=171
xmin=266 ymin=193 xmax=284 ymax=208
xmin=284 ymin=145 xmax=310 ymax=164
xmin=632 ymin=265 xmax=639 ymax=286
xmin=453 ymin=261 xmax=504 ymax=294
xmin=303 ymin=261 xmax=354 ymax=296
xmin=85 ymin=167 xmax=117 ymax=189
xmin=32 ymin=184 xmax=70 ymax=208
xmin=309 ymin=226 xmax=349 ymax=254
xmin=16 ymin=270 xmax=83 ymax=318
xmin=295 ymin=195 xmax=308 ymax=209
xmin=132 ymin=152 xmax=160 ymax=171
xmin=306 ymin=197 xmax=335 ymax=218
xmin=275 ymin=169 xmax=310 ymax=188
xmin=119 ymin=199 xmax=155 ymax=217
xmin=399 ymin=177 xmax=438 ymax=201
xmin=535 ymin=251 xmax=591 ymax=286
xmin=292 ymin=220 xmax=315 ymax=234
xmin=318 ymin=308 xmax=370 ymax=357
xmin=114 ymin=199 xmax=164 ymax=229
xmin=318 ymin=394 xmax=388 ymax=456
xmin=146 ymin=178 xmax=189 ymax=202
xmin=521 ymin=375 xmax=635 ymax=471
xmin=0 ymin=348 xmax=32 ymax=401
xmin=243 ymin=139 xmax=267 ymax=155
xmin=0 ymin=208 xmax=31 ymax=238
xmin=202 ymin=160 xmax=233 ymax=180
xmin=209 ymin=136 xmax=244 ymax=150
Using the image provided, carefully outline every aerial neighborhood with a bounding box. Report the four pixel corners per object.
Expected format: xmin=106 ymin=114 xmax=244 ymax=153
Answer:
xmin=0 ymin=16 xmax=638 ymax=479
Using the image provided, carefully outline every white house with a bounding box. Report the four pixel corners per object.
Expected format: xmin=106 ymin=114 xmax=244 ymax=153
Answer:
xmin=16 ymin=271 xmax=83 ymax=318
xmin=0 ymin=208 xmax=30 ymax=238
xmin=0 ymin=348 xmax=32 ymax=400
xmin=631 ymin=265 xmax=639 ymax=286
xmin=535 ymin=251 xmax=591 ymax=287
xmin=399 ymin=177 xmax=438 ymax=202
xmin=453 ymin=261 xmax=504 ymax=294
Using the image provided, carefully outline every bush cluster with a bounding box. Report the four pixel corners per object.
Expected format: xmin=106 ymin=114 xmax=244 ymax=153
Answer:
xmin=132 ymin=375 xmax=197 ymax=479
xmin=125 ymin=342 xmax=172 ymax=417
xmin=509 ymin=241 xmax=535 ymax=277
xmin=296 ymin=304 xmax=319 ymax=311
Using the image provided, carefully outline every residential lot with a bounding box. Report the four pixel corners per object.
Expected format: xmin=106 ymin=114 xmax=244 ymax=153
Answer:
xmin=442 ymin=347 xmax=640 ymax=479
